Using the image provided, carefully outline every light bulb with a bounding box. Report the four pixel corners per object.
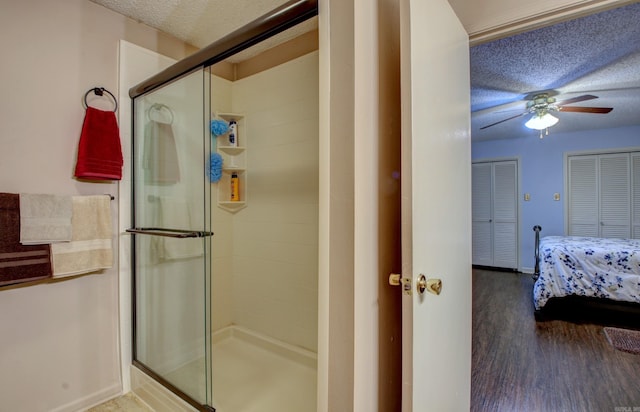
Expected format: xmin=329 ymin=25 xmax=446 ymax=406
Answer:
xmin=525 ymin=113 xmax=559 ymax=130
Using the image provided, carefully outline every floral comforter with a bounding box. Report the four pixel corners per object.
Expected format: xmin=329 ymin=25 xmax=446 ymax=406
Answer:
xmin=533 ymin=236 xmax=640 ymax=310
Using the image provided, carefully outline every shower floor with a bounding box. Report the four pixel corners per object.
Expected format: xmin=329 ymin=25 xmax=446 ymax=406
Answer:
xmin=163 ymin=327 xmax=317 ymax=412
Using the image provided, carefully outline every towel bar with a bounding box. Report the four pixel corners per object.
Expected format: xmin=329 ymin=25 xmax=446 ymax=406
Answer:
xmin=126 ymin=227 xmax=213 ymax=238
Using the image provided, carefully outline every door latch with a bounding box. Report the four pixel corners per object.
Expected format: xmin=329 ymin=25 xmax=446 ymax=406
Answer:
xmin=389 ymin=273 xmax=413 ymax=295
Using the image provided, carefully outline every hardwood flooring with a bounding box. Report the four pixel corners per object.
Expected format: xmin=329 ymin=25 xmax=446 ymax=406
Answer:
xmin=472 ymin=268 xmax=640 ymax=412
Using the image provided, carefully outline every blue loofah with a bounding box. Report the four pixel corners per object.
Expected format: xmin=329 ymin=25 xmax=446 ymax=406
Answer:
xmin=209 ymin=152 xmax=223 ymax=182
xmin=210 ymin=119 xmax=229 ymax=136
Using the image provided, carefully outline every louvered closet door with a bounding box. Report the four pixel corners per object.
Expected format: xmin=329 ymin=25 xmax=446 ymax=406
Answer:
xmin=599 ymin=153 xmax=630 ymax=238
xmin=568 ymin=156 xmax=599 ymax=236
xmin=472 ymin=163 xmax=492 ymax=266
xmin=493 ymin=161 xmax=518 ymax=268
xmin=472 ymin=161 xmax=518 ymax=269
xmin=632 ymin=153 xmax=640 ymax=238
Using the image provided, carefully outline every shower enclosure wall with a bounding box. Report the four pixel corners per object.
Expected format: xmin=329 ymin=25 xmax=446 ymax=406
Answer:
xmin=128 ymin=2 xmax=319 ymax=411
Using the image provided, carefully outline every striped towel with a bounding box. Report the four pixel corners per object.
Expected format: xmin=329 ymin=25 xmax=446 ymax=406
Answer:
xmin=0 ymin=193 xmax=52 ymax=286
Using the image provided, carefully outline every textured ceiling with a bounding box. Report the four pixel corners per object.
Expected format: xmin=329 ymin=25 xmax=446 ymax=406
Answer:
xmin=471 ymin=2 xmax=640 ymax=141
xmin=90 ymin=0 xmax=317 ymax=62
xmin=92 ymin=0 xmax=640 ymax=142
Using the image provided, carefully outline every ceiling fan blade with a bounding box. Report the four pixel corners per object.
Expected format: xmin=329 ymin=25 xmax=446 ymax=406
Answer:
xmin=560 ymin=106 xmax=613 ymax=113
xmin=479 ymin=112 xmax=526 ymax=129
xmin=555 ymin=94 xmax=598 ymax=106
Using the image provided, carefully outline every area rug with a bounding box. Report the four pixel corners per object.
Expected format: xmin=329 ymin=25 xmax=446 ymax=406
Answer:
xmin=604 ymin=327 xmax=640 ymax=354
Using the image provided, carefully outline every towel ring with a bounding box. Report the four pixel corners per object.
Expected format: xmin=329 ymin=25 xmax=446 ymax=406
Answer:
xmin=84 ymin=87 xmax=118 ymax=112
xmin=147 ymin=103 xmax=174 ymax=124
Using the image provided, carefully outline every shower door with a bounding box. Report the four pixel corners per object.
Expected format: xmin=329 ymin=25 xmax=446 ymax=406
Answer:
xmin=130 ymin=68 xmax=213 ymax=408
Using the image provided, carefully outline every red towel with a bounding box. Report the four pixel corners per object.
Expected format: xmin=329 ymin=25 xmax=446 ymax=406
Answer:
xmin=74 ymin=107 xmax=123 ymax=180
xmin=0 ymin=193 xmax=52 ymax=286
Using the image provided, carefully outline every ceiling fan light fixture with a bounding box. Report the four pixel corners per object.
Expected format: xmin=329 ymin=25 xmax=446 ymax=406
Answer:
xmin=525 ymin=112 xmax=559 ymax=130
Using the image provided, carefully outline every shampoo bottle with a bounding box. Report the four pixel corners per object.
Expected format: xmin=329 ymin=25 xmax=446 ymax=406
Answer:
xmin=228 ymin=120 xmax=238 ymax=147
xmin=230 ymin=172 xmax=240 ymax=201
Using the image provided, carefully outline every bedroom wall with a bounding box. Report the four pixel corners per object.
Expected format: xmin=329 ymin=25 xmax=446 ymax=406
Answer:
xmin=0 ymin=1 xmax=194 ymax=411
xmin=472 ymin=124 xmax=640 ymax=271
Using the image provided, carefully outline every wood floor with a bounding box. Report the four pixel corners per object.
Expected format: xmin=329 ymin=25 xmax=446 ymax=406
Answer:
xmin=472 ymin=268 xmax=640 ymax=412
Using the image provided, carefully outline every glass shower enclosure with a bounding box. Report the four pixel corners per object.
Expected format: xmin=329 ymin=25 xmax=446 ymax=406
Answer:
xmin=129 ymin=67 xmax=214 ymax=408
xmin=127 ymin=1 xmax=318 ymax=410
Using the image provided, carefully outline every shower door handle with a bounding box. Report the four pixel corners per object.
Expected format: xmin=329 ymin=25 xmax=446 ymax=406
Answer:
xmin=126 ymin=227 xmax=214 ymax=238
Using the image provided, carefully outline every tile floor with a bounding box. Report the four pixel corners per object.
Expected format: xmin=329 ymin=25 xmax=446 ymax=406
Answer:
xmin=88 ymin=392 xmax=152 ymax=412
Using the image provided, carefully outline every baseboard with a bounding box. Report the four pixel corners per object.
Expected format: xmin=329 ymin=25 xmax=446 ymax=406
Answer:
xmin=520 ymin=266 xmax=534 ymax=275
xmin=49 ymin=383 xmax=122 ymax=412
xmin=214 ymin=325 xmax=317 ymax=369
xmin=473 ymin=264 xmax=518 ymax=273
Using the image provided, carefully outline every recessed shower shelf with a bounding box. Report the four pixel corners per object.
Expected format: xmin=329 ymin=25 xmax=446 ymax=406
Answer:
xmin=218 ymin=201 xmax=247 ymax=210
xmin=215 ymin=113 xmax=246 ymax=213
xmin=222 ymin=167 xmax=246 ymax=173
xmin=218 ymin=146 xmax=245 ymax=155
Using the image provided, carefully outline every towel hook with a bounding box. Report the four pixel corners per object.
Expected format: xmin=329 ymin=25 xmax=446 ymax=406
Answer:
xmin=147 ymin=103 xmax=174 ymax=124
xmin=84 ymin=87 xmax=118 ymax=112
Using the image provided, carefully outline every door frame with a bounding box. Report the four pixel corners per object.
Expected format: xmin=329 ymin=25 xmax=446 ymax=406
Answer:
xmin=318 ymin=0 xmax=634 ymax=411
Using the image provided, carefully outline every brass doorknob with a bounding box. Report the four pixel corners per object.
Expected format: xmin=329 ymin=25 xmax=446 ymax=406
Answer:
xmin=417 ymin=275 xmax=442 ymax=296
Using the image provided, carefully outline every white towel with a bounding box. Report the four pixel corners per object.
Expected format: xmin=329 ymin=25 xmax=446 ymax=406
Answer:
xmin=51 ymin=195 xmax=112 ymax=278
xmin=143 ymin=119 xmax=180 ymax=184
xmin=152 ymin=196 xmax=203 ymax=261
xmin=19 ymin=193 xmax=72 ymax=244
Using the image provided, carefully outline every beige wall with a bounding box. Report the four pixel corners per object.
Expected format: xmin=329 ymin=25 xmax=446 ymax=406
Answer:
xmin=0 ymin=1 xmax=193 ymax=411
xmin=210 ymin=75 xmax=235 ymax=332
xmin=210 ymin=52 xmax=319 ymax=351
xmin=318 ymin=0 xmax=356 ymax=409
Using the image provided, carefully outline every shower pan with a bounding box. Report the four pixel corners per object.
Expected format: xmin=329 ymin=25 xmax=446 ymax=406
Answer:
xmin=127 ymin=1 xmax=319 ymax=411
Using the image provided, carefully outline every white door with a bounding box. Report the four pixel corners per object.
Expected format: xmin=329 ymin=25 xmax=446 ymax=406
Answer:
xmin=632 ymin=153 xmax=640 ymax=238
xmin=599 ymin=153 xmax=631 ymax=238
xmin=568 ymin=155 xmax=599 ymax=236
xmin=568 ymin=153 xmax=632 ymax=238
xmin=472 ymin=163 xmax=493 ymax=266
xmin=492 ymin=161 xmax=518 ymax=268
xmin=400 ymin=0 xmax=471 ymax=410
xmin=472 ymin=161 xmax=518 ymax=269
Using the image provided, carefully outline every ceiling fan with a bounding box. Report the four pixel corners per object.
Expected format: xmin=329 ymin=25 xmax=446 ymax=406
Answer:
xmin=480 ymin=92 xmax=613 ymax=137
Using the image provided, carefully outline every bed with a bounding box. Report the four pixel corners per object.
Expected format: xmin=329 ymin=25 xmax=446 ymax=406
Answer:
xmin=533 ymin=236 xmax=640 ymax=312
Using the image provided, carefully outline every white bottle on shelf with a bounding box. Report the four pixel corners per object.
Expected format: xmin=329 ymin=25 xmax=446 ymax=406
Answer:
xmin=228 ymin=120 xmax=238 ymax=147
xmin=216 ymin=113 xmax=246 ymax=213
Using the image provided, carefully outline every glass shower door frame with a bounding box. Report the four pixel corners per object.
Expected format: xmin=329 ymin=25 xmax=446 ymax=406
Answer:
xmin=130 ymin=68 xmax=214 ymax=411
